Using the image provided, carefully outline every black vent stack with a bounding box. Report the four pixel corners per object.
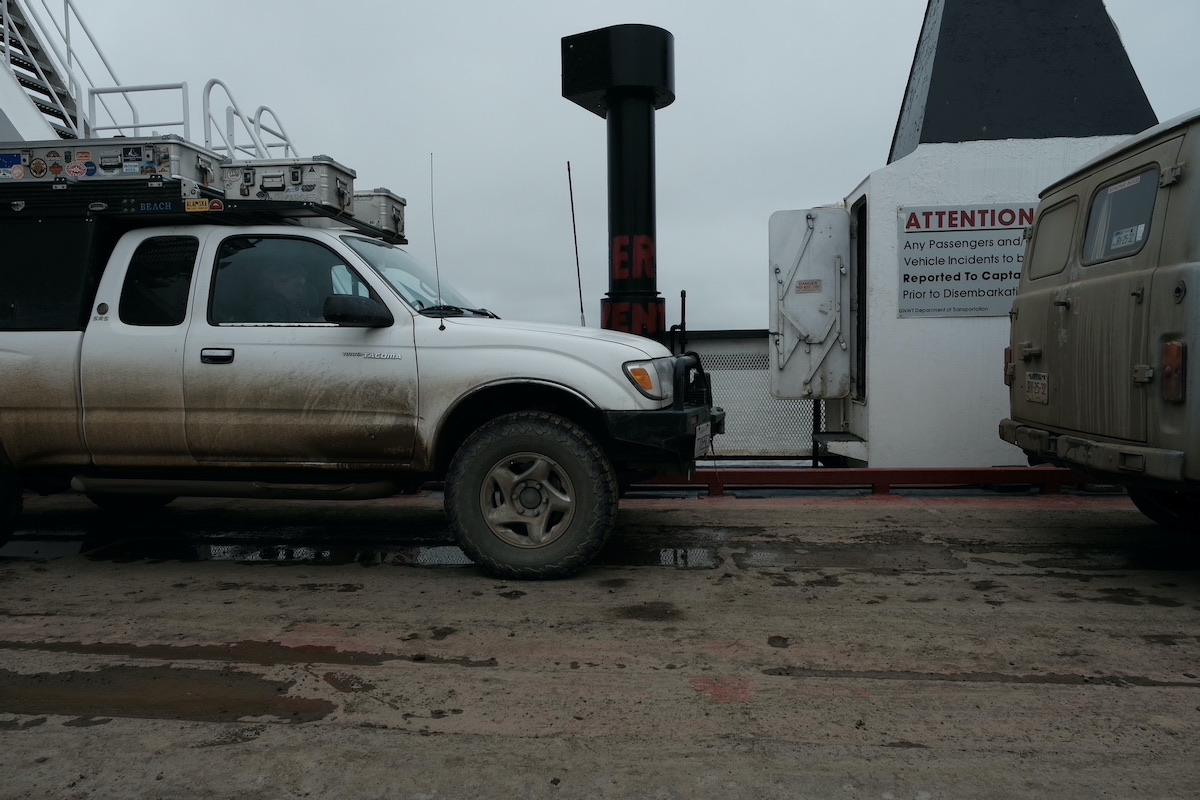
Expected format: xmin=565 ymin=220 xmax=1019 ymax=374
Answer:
xmin=562 ymin=24 xmax=675 ymax=339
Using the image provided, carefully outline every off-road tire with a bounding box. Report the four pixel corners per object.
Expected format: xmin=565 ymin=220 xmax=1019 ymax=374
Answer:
xmin=86 ymin=493 xmax=176 ymax=513
xmin=1127 ymin=487 xmax=1199 ymax=533
xmin=445 ymin=411 xmax=618 ymax=579
xmin=0 ymin=469 xmax=22 ymax=548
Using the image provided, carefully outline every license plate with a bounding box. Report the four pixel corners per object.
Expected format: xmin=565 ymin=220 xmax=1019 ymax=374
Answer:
xmin=1026 ymin=372 xmax=1048 ymax=404
xmin=694 ymin=421 xmax=712 ymax=457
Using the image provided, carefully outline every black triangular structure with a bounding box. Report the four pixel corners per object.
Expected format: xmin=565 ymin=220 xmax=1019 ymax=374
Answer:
xmin=889 ymin=0 xmax=1158 ymax=163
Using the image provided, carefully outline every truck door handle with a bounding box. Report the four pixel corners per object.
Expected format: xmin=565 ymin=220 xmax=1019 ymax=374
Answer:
xmin=200 ymin=348 xmax=235 ymax=364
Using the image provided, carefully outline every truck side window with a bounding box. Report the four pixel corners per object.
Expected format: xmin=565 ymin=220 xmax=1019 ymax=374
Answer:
xmin=1026 ymin=199 xmax=1077 ymax=280
xmin=1081 ymin=167 xmax=1159 ymax=265
xmin=210 ymin=236 xmax=377 ymax=324
xmin=118 ymin=236 xmax=199 ymax=327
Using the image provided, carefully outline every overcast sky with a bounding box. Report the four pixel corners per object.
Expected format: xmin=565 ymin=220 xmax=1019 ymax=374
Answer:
xmin=62 ymin=1 xmax=1200 ymax=329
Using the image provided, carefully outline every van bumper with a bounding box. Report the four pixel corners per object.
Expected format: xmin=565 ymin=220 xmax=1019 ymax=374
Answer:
xmin=999 ymin=418 xmax=1186 ymax=485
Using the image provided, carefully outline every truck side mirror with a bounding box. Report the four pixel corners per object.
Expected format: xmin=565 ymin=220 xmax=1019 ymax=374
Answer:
xmin=323 ymin=294 xmax=394 ymax=328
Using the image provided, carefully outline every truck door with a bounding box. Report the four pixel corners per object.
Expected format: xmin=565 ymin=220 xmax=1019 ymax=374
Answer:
xmin=768 ymin=208 xmax=852 ymax=399
xmin=183 ymin=233 xmax=418 ymax=464
xmin=1013 ymin=136 xmax=1182 ymax=442
xmin=80 ymin=232 xmax=200 ymax=467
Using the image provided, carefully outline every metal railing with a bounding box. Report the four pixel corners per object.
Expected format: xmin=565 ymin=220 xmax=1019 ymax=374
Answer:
xmin=2 ymin=0 xmax=297 ymax=155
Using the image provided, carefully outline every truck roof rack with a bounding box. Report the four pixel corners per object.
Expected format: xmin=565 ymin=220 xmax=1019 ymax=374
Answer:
xmin=0 ymin=135 xmax=407 ymax=243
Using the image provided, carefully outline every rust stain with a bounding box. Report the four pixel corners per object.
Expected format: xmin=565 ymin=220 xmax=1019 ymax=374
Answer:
xmin=688 ymin=676 xmax=753 ymax=704
xmin=0 ymin=666 xmax=334 ymax=723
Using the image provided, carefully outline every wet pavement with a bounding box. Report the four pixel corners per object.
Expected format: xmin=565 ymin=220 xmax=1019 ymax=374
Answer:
xmin=1 ymin=488 xmax=1199 ymax=798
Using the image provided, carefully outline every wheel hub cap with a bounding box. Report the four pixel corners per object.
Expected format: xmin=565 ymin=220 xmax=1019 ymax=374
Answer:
xmin=514 ymin=481 xmax=547 ymax=516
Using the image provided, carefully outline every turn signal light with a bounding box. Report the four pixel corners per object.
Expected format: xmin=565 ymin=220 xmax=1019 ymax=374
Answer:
xmin=1003 ymin=346 xmax=1014 ymax=386
xmin=628 ymin=367 xmax=656 ymax=393
xmin=1162 ymin=341 xmax=1186 ymax=403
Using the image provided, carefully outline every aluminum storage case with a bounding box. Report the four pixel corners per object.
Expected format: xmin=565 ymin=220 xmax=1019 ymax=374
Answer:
xmin=352 ymin=188 xmax=406 ymax=239
xmin=223 ymin=155 xmax=355 ymax=212
xmin=0 ymin=135 xmax=223 ymax=188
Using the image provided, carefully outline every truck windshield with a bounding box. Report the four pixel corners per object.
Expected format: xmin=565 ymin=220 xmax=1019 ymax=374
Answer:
xmin=341 ymin=235 xmax=483 ymax=314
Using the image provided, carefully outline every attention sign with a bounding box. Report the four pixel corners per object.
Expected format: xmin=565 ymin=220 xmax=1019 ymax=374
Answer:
xmin=897 ymin=204 xmax=1035 ymax=318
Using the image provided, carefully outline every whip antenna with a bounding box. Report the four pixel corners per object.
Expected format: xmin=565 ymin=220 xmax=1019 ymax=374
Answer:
xmin=430 ymin=153 xmax=445 ymax=329
xmin=568 ymin=161 xmax=586 ymax=326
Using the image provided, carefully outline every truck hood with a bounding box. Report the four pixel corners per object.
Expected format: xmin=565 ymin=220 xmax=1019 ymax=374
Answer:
xmin=437 ymin=317 xmax=669 ymax=358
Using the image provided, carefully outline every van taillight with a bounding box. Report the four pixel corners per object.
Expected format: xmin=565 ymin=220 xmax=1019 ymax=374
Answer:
xmin=1162 ymin=341 xmax=1186 ymax=403
xmin=1003 ymin=346 xmax=1014 ymax=386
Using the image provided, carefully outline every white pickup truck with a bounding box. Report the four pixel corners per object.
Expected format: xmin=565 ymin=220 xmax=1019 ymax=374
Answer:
xmin=0 ymin=146 xmax=722 ymax=578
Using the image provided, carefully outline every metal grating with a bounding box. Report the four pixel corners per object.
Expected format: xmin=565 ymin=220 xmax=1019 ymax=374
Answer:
xmin=694 ymin=348 xmax=814 ymax=457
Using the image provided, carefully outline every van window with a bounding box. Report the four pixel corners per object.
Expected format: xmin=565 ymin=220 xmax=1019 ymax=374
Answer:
xmin=1026 ymin=199 xmax=1077 ymax=280
xmin=1082 ymin=167 xmax=1158 ymax=265
xmin=119 ymin=236 xmax=199 ymax=326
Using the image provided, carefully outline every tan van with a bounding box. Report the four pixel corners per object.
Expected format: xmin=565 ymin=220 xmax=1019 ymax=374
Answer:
xmin=1000 ymin=110 xmax=1199 ymax=531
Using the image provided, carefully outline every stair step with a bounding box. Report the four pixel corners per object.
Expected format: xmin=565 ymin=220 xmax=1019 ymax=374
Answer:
xmin=30 ymin=97 xmax=72 ymax=125
xmin=7 ymin=49 xmax=63 ymax=83
xmin=14 ymin=69 xmax=68 ymax=99
xmin=48 ymin=123 xmax=77 ymax=140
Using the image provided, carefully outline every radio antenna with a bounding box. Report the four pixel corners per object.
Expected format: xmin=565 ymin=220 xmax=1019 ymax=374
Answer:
xmin=430 ymin=152 xmax=445 ymax=329
xmin=567 ymin=161 xmax=586 ymax=326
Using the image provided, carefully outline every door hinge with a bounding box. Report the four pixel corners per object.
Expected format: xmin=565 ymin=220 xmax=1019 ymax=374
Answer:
xmin=1161 ymin=164 xmax=1184 ymax=187
xmin=1132 ymin=364 xmax=1155 ymax=384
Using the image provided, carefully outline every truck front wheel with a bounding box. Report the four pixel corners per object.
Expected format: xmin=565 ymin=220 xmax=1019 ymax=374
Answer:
xmin=445 ymin=412 xmax=617 ymax=579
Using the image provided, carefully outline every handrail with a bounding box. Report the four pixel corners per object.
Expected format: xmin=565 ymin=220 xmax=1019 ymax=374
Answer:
xmin=2 ymin=0 xmax=78 ymax=135
xmin=3 ymin=0 xmax=298 ymax=152
xmin=203 ymin=78 xmax=274 ymax=159
xmin=4 ymin=0 xmax=134 ymax=135
xmin=253 ymin=105 xmax=298 ymax=158
xmin=87 ymin=81 xmax=189 ymax=139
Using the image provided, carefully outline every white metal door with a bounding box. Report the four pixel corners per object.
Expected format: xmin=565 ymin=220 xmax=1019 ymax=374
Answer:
xmin=768 ymin=208 xmax=852 ymax=399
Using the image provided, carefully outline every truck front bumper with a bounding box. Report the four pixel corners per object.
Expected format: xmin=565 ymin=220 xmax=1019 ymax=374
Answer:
xmin=604 ymin=404 xmax=725 ymax=465
xmin=604 ymin=351 xmax=726 ymax=466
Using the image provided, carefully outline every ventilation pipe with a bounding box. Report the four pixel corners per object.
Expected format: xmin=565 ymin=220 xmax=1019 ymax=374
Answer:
xmin=562 ymin=24 xmax=674 ymax=340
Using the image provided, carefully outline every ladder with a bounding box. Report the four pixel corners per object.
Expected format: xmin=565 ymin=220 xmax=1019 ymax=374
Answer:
xmin=1 ymin=0 xmax=79 ymax=137
xmin=1 ymin=0 xmax=297 ymax=157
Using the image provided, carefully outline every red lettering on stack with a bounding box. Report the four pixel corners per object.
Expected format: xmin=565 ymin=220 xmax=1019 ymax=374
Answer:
xmin=611 ymin=235 xmax=656 ymax=280
xmin=611 ymin=235 xmax=631 ymax=280
xmin=602 ymin=299 xmax=665 ymax=335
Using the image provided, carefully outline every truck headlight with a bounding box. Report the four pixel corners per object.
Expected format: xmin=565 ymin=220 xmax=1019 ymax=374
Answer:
xmin=623 ymin=358 xmax=675 ymax=402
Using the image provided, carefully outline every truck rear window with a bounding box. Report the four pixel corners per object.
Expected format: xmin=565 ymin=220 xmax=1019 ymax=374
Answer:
xmin=0 ymin=219 xmax=100 ymax=331
xmin=119 ymin=236 xmax=199 ymax=326
xmin=1082 ymin=167 xmax=1158 ymax=265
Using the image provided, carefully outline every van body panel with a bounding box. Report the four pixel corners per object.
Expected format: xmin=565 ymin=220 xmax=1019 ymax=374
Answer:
xmin=1004 ymin=114 xmax=1200 ymax=493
